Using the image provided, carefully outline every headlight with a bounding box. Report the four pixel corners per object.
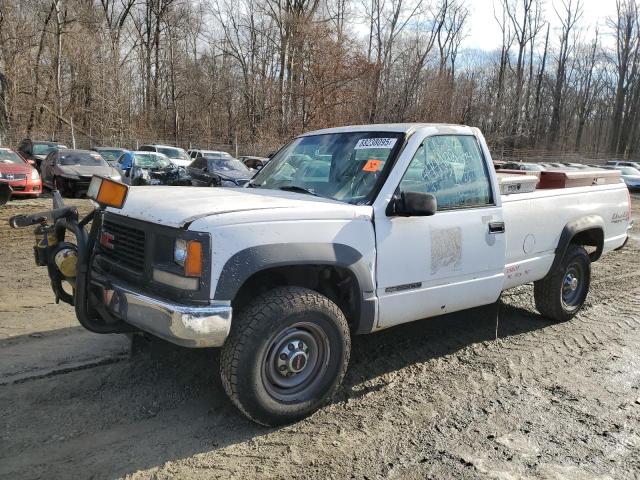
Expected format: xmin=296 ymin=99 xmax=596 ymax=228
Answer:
xmin=174 ymin=238 xmax=188 ymax=266
xmin=31 ymin=169 xmax=39 ymax=180
xmin=221 ymin=179 xmax=236 ymax=187
xmin=174 ymin=239 xmax=203 ymax=277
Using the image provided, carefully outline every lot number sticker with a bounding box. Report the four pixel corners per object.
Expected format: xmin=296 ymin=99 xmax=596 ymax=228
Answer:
xmin=354 ymin=138 xmax=397 ymax=150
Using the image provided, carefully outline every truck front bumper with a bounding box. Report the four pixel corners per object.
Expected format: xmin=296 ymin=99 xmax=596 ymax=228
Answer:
xmin=102 ymin=283 xmax=232 ymax=348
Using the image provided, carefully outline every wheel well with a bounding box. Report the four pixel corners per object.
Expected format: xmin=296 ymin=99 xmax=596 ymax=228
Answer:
xmin=570 ymin=228 xmax=604 ymax=261
xmin=232 ymin=265 xmax=361 ymax=331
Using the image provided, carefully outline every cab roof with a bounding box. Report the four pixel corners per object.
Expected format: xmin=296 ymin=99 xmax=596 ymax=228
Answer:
xmin=300 ymin=123 xmax=475 ymax=137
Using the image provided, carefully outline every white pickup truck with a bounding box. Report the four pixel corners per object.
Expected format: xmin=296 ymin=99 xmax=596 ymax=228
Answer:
xmin=9 ymin=123 xmax=632 ymax=426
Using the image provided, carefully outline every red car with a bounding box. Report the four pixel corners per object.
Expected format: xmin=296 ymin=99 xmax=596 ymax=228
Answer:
xmin=0 ymin=147 xmax=42 ymax=198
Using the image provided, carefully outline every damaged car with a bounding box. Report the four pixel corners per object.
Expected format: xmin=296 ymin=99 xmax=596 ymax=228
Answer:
xmin=41 ymin=149 xmax=121 ymax=197
xmin=117 ymin=151 xmax=191 ymax=186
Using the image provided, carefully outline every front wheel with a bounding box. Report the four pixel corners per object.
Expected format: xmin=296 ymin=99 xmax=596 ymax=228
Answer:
xmin=220 ymin=287 xmax=350 ymax=426
xmin=534 ymin=244 xmax=591 ymax=322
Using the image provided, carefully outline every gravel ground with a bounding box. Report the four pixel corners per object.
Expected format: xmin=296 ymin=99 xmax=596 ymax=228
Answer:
xmin=1 ymin=194 xmax=639 ymax=480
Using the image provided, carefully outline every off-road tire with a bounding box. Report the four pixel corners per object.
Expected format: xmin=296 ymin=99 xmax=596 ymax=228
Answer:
xmin=534 ymin=244 xmax=591 ymax=322
xmin=220 ymin=287 xmax=350 ymax=426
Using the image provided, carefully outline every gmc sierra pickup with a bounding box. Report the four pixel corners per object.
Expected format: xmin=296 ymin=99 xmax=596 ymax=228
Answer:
xmin=8 ymin=124 xmax=632 ymax=426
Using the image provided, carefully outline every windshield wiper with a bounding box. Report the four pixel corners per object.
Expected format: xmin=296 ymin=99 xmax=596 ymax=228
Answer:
xmin=277 ymin=185 xmax=318 ymax=196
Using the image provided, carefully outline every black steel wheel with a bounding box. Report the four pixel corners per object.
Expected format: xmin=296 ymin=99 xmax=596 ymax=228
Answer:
xmin=220 ymin=287 xmax=350 ymax=426
xmin=534 ymin=244 xmax=591 ymax=322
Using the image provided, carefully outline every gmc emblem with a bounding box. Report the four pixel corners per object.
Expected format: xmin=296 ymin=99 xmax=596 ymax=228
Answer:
xmin=100 ymin=231 xmax=115 ymax=249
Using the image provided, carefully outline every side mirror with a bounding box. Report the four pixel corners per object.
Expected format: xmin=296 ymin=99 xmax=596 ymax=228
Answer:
xmin=387 ymin=191 xmax=437 ymax=217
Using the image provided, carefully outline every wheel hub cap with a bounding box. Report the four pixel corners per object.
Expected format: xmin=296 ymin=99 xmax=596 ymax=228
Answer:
xmin=565 ymin=274 xmax=579 ymax=291
xmin=262 ymin=322 xmax=331 ymax=402
xmin=276 ymin=339 xmax=309 ymax=376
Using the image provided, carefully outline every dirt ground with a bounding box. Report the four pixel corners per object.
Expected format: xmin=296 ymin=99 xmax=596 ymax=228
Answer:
xmin=1 ymin=193 xmax=639 ymax=480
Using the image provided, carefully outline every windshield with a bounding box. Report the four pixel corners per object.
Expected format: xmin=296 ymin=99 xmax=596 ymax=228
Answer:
xmin=157 ymin=147 xmax=189 ymax=161
xmin=59 ymin=152 xmax=107 ymax=166
xmin=97 ymin=149 xmax=123 ymax=162
xmin=252 ymin=132 xmax=404 ymax=203
xmin=0 ymin=150 xmax=25 ymax=164
xmin=620 ymin=167 xmax=640 ymax=175
xmin=34 ymin=144 xmax=66 ymax=156
xmin=133 ymin=153 xmax=172 ymax=169
xmin=210 ymin=158 xmax=250 ymax=173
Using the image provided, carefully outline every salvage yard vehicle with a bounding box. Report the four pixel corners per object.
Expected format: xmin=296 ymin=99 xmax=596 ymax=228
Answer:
xmin=17 ymin=139 xmax=68 ymax=169
xmin=238 ymin=155 xmax=269 ymax=171
xmin=117 ymin=151 xmax=191 ymax=186
xmin=41 ymin=149 xmax=122 ymax=197
xmin=139 ymin=144 xmax=191 ymax=168
xmin=0 ymin=147 xmax=41 ymax=198
xmin=602 ymin=165 xmax=640 ymax=191
xmin=187 ymin=155 xmax=253 ymax=187
xmin=92 ymin=147 xmax=128 ymax=167
xmin=8 ymin=123 xmax=632 ymax=426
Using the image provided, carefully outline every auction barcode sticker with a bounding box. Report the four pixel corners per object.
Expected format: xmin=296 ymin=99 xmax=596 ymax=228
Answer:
xmin=354 ymin=138 xmax=397 ymax=150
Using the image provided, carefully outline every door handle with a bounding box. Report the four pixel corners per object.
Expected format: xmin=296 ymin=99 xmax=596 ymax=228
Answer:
xmin=488 ymin=221 xmax=505 ymax=234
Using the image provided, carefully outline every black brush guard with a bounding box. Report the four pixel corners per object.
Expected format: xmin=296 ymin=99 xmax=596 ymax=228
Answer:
xmin=7 ymin=191 xmax=136 ymax=334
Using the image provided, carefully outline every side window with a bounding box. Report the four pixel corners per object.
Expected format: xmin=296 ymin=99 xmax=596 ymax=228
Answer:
xmin=399 ymin=135 xmax=492 ymax=210
xmin=139 ymin=145 xmax=153 ymax=152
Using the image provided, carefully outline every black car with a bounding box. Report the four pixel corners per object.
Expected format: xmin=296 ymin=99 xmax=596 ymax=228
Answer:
xmin=187 ymin=156 xmax=253 ymax=187
xmin=17 ymin=139 xmax=68 ymax=170
xmin=92 ymin=147 xmax=128 ymax=167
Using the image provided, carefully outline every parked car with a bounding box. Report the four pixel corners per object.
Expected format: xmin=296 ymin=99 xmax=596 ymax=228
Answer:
xmin=187 ymin=155 xmax=253 ymax=187
xmin=0 ymin=147 xmax=41 ymax=198
xmin=139 ymin=144 xmax=191 ymax=167
xmin=116 ymin=151 xmax=191 ymax=186
xmin=498 ymin=162 xmax=546 ymax=171
xmin=17 ymin=139 xmax=68 ymax=169
xmin=239 ymin=155 xmax=270 ymax=171
xmin=561 ymin=162 xmax=592 ymax=169
xmin=602 ymin=165 xmax=640 ymax=190
xmin=187 ymin=149 xmax=233 ymax=160
xmin=41 ymin=149 xmax=121 ymax=197
xmin=92 ymin=147 xmax=128 ymax=167
xmin=606 ymin=160 xmax=640 ymax=170
xmin=12 ymin=123 xmax=632 ymax=426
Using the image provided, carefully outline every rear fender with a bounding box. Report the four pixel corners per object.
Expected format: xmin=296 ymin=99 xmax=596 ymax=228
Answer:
xmin=548 ymin=215 xmax=604 ymax=274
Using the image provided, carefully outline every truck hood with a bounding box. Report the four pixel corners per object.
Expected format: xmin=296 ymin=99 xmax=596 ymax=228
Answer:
xmin=109 ymin=186 xmax=372 ymax=228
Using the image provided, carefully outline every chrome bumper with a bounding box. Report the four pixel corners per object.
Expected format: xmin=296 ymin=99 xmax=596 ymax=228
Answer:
xmin=106 ymin=284 xmax=232 ymax=348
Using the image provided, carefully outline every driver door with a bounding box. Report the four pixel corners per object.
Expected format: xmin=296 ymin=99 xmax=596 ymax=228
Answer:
xmin=374 ymin=134 xmax=506 ymax=328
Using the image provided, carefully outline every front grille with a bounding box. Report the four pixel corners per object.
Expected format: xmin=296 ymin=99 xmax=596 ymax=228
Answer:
xmin=100 ymin=218 xmax=146 ymax=272
xmin=1 ymin=173 xmax=26 ymax=180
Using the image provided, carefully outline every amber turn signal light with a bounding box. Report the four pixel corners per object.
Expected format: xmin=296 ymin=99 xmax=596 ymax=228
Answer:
xmin=184 ymin=240 xmax=203 ymax=277
xmin=87 ymin=176 xmax=129 ymax=209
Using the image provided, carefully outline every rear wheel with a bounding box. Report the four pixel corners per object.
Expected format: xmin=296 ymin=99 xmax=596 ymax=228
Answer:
xmin=534 ymin=244 xmax=591 ymax=322
xmin=220 ymin=287 xmax=350 ymax=426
